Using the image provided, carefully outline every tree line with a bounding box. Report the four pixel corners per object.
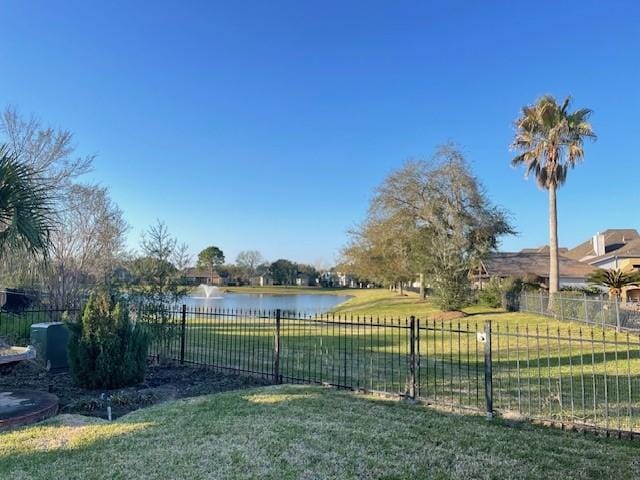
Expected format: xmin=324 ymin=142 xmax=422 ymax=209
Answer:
xmin=0 ymin=95 xmax=606 ymax=312
xmin=0 ymin=107 xmax=315 ymax=307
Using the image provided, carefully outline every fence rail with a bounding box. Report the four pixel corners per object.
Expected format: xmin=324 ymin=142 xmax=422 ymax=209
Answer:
xmin=3 ymin=305 xmax=640 ymax=438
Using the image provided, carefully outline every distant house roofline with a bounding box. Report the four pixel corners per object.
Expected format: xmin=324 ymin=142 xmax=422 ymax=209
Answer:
xmin=480 ymin=251 xmax=594 ymax=279
xmin=565 ymin=229 xmax=640 ymax=262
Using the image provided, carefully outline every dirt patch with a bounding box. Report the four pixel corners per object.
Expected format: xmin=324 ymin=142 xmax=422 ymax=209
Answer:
xmin=428 ymin=310 xmax=466 ymax=321
xmin=0 ymin=360 xmax=270 ymax=419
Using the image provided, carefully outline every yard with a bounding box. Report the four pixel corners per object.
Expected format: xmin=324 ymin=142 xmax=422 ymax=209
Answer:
xmin=1 ymin=385 xmax=639 ymax=480
xmin=140 ymin=288 xmax=640 ymax=433
xmin=6 ymin=288 xmax=640 ymax=433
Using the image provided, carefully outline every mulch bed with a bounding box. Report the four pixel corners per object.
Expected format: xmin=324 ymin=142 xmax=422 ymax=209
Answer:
xmin=0 ymin=360 xmax=270 ymax=419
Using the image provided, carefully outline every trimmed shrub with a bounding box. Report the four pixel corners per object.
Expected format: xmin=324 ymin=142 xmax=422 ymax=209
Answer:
xmin=477 ymin=277 xmax=503 ymax=308
xmin=67 ymin=289 xmax=149 ymax=389
xmin=433 ymin=272 xmax=472 ymax=311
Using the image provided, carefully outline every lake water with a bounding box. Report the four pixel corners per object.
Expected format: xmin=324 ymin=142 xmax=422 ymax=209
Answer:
xmin=182 ymin=292 xmax=352 ymax=314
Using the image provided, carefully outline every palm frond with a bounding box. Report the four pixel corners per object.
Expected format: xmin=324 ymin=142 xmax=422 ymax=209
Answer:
xmin=510 ymin=95 xmax=595 ymax=189
xmin=0 ymin=144 xmax=55 ymax=257
xmin=587 ymin=268 xmax=640 ymax=297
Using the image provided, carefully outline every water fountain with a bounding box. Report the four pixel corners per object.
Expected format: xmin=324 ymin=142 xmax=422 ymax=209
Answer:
xmin=198 ymin=284 xmax=223 ymax=299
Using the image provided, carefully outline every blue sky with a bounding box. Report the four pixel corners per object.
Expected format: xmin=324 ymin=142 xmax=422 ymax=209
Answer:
xmin=1 ymin=1 xmax=639 ymax=266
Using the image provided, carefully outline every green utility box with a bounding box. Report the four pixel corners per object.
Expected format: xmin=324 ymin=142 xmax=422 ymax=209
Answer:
xmin=30 ymin=322 xmax=70 ymax=371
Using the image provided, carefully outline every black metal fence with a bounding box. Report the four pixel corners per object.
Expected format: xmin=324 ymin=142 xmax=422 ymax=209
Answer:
xmin=0 ymin=308 xmax=75 ymax=346
xmin=4 ymin=305 xmax=640 ymax=438
xmin=137 ymin=306 xmax=640 ymax=437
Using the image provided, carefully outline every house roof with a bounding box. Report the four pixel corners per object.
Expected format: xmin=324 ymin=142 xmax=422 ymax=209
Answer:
xmin=588 ymin=237 xmax=640 ymax=264
xmin=482 ymin=252 xmax=594 ymax=279
xmin=565 ymin=229 xmax=640 ymax=262
xmin=520 ymin=246 xmax=568 ymax=254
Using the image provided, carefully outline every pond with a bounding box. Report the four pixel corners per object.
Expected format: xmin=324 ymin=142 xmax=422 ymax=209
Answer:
xmin=181 ymin=291 xmax=352 ymax=315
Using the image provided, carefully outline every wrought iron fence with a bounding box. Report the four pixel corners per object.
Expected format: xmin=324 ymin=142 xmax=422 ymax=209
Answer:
xmin=4 ymin=305 xmax=640 ymax=438
xmin=515 ymin=291 xmax=640 ymax=331
xmin=0 ymin=308 xmax=77 ymax=346
xmin=138 ymin=306 xmax=640 ymax=437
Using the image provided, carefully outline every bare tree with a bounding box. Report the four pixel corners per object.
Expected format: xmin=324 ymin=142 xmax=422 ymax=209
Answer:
xmin=172 ymin=242 xmax=192 ymax=272
xmin=140 ymin=220 xmax=176 ymax=264
xmin=45 ymin=184 xmax=129 ymax=307
xmin=1 ymin=106 xmax=94 ymax=192
xmin=0 ymin=106 xmax=99 ymax=294
xmin=236 ymin=250 xmax=264 ymax=278
xmin=130 ymin=220 xmax=188 ymax=305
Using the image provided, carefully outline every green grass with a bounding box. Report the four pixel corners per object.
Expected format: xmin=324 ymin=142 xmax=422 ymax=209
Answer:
xmin=0 ymin=309 xmax=67 ymax=345
xmin=1 ymin=385 xmax=638 ymax=480
xmin=143 ymin=288 xmax=640 ymax=432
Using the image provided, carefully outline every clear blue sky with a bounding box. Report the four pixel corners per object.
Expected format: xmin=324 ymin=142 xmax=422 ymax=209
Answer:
xmin=2 ymin=1 xmax=639 ymax=266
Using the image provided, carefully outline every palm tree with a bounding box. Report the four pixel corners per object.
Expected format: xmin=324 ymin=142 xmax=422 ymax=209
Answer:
xmin=587 ymin=268 xmax=640 ymax=300
xmin=0 ymin=144 xmax=54 ymax=256
xmin=511 ymin=95 xmax=595 ymax=304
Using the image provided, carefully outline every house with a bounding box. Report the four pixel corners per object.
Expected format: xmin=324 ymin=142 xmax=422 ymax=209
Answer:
xmin=566 ymin=229 xmax=640 ymax=302
xmin=337 ymin=271 xmax=357 ymax=288
xmin=250 ymin=273 xmax=273 ymax=287
xmin=477 ymin=250 xmax=594 ymax=289
xmin=564 ymin=229 xmax=640 ymax=263
xmin=319 ymin=270 xmax=356 ymax=288
xmin=181 ymin=268 xmax=223 ymax=286
xmin=295 ymin=274 xmax=318 ymax=287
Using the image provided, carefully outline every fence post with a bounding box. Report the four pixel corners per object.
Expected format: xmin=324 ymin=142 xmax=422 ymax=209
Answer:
xmin=408 ymin=316 xmax=417 ymax=400
xmin=179 ymin=304 xmax=187 ymax=364
xmin=483 ymin=321 xmax=494 ymax=420
xmin=273 ymin=309 xmax=282 ymax=384
xmin=614 ymin=297 xmax=621 ymax=332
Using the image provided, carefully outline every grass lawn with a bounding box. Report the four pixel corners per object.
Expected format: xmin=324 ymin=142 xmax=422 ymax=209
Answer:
xmin=225 ymin=286 xmax=500 ymax=318
xmin=6 ymin=288 xmax=640 ymax=434
xmin=142 ymin=288 xmax=640 ymax=432
xmin=1 ymin=385 xmax=638 ymax=480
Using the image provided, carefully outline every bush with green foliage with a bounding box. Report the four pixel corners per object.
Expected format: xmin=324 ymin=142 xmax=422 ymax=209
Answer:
xmin=432 ymin=271 xmax=472 ymax=311
xmin=477 ymin=277 xmax=503 ymax=308
xmin=476 ymin=276 xmax=523 ymax=311
xmin=67 ymin=289 xmax=149 ymax=389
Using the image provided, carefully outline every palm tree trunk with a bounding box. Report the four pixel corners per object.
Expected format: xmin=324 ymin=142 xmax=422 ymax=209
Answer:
xmin=548 ymin=184 xmax=560 ymax=309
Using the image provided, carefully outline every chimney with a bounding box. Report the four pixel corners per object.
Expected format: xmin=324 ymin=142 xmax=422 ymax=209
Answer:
xmin=592 ymin=232 xmax=605 ymax=256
